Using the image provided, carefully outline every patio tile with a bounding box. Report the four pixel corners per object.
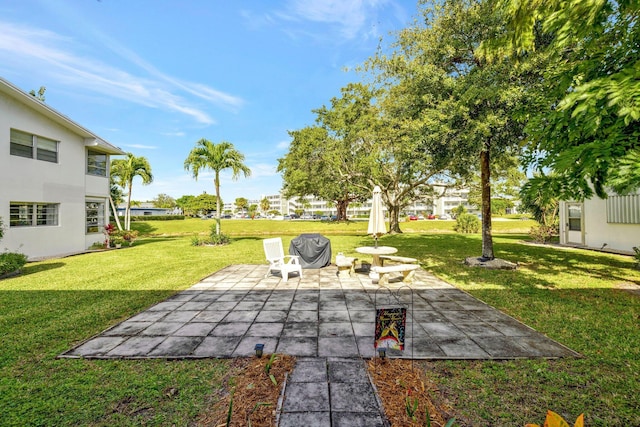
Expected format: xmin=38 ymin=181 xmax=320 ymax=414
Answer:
xmin=279 ymin=412 xmax=331 ymax=427
xmin=162 ymin=310 xmax=199 ymax=323
xmin=330 ymin=382 xmax=379 ymax=412
xmin=282 ymin=322 xmax=318 ymax=337
xmin=277 ymin=337 xmax=317 ymax=356
xmin=140 ymin=322 xmax=184 ymax=336
xmin=106 ymin=337 xmax=165 ymax=357
xmin=255 ymin=310 xmax=288 ymax=322
xmin=177 ymin=301 xmax=211 ymax=311
xmin=210 ymin=322 xmax=252 ymax=336
xmin=149 ymin=336 xmax=203 ymax=357
xmin=103 ymin=321 xmax=152 ymax=336
xmin=246 ymin=322 xmax=284 ymax=337
xmin=287 ymin=310 xmax=317 ymax=322
xmin=193 ymin=336 xmax=242 ymax=357
xmin=128 ymin=311 xmax=169 ymax=322
xmin=68 ymin=336 xmax=126 ymax=356
xmin=173 ymin=322 xmax=216 ymax=337
xmin=319 ymin=322 xmax=354 ymax=337
xmin=223 ymin=310 xmax=259 ymax=322
xmin=194 ymin=310 xmax=228 ymax=322
xmin=318 ymin=337 xmax=359 ymax=357
xmin=319 ymin=310 xmax=350 ymax=322
xmin=283 ymin=382 xmax=329 ymax=412
xmin=434 ymin=336 xmax=490 ymax=358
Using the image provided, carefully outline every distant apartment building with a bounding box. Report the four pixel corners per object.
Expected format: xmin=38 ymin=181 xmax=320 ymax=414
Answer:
xmin=234 ymin=187 xmax=480 ymax=218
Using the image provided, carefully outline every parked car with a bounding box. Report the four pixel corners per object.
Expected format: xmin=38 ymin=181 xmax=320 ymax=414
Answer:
xmin=417 ymin=215 xmax=425 ymax=220
xmin=408 ymin=215 xmax=418 ymax=221
xmin=427 ymin=214 xmax=436 ymax=220
xmin=439 ymin=214 xmax=451 ymax=220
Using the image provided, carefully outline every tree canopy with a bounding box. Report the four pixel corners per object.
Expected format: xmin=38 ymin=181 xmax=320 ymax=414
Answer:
xmin=487 ymin=0 xmax=640 ymax=197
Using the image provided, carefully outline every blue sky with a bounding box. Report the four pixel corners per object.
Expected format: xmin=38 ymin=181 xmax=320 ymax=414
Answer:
xmin=1 ymin=0 xmax=418 ymax=204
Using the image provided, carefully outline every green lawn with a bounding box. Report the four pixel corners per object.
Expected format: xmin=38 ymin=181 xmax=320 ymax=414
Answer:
xmin=1 ymin=220 xmax=638 ymax=426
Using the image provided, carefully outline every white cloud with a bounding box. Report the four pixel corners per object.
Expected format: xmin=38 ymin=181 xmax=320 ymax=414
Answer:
xmin=284 ymin=0 xmax=390 ymax=40
xmin=0 ymin=20 xmax=243 ymax=124
xmin=123 ymin=144 xmax=158 ymax=150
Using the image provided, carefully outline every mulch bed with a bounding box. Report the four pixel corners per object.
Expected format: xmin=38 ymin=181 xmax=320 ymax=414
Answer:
xmin=197 ymin=355 xmax=459 ymax=427
xmin=197 ymin=355 xmax=296 ymax=427
xmin=367 ymin=358 xmax=457 ymax=426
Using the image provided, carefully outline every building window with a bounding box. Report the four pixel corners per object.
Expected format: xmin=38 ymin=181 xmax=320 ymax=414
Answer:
xmin=10 ymin=202 xmax=59 ymax=227
xmin=87 ymin=150 xmax=107 ymax=176
xmin=10 ymin=129 xmax=59 ymax=163
xmin=86 ymin=201 xmax=105 ymax=233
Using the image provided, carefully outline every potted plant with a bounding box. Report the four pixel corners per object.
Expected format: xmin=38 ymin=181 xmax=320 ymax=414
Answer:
xmin=110 ymin=233 xmax=125 ymax=249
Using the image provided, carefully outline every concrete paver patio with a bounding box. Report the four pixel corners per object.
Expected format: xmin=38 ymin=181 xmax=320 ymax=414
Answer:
xmin=60 ymin=264 xmax=579 ymax=425
xmin=62 ymin=264 xmax=578 ymax=360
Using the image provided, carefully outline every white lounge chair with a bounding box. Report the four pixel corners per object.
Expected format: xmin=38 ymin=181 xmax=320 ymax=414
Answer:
xmin=263 ymin=237 xmax=302 ymax=282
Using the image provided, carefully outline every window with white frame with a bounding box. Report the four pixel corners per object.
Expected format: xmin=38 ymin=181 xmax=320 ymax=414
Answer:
xmin=10 ymin=129 xmax=59 ymax=163
xmin=87 ymin=150 xmax=107 ymax=176
xmin=86 ymin=201 xmax=105 ymax=233
xmin=10 ymin=202 xmax=59 ymax=227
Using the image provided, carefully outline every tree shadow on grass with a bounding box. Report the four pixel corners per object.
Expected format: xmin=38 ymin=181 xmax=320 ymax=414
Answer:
xmin=381 ymin=233 xmax=640 ymax=291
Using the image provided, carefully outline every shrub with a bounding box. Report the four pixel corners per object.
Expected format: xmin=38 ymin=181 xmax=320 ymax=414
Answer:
xmin=453 ymin=213 xmax=480 ymax=233
xmin=633 ymin=246 xmax=640 ymax=269
xmin=529 ymin=225 xmax=558 ymax=244
xmin=208 ymin=231 xmax=231 ymax=246
xmin=0 ymin=252 xmax=28 ymax=276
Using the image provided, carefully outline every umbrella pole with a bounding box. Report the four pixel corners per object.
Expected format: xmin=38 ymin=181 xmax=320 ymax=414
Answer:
xmin=374 ymin=235 xmax=378 ymax=248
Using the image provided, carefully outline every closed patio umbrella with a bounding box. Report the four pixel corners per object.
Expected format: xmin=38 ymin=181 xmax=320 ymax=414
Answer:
xmin=367 ymin=185 xmax=386 ymax=248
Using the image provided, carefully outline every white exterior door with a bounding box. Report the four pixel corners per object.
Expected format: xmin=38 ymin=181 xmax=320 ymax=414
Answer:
xmin=566 ymin=203 xmax=584 ymax=245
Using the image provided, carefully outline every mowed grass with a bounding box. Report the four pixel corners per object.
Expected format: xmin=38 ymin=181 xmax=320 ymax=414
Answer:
xmin=1 ymin=219 xmax=639 ymax=426
xmin=132 ymin=216 xmax=537 ymax=236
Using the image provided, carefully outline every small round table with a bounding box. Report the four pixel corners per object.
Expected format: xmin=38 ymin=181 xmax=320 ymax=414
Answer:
xmin=355 ymin=246 xmax=397 ymax=268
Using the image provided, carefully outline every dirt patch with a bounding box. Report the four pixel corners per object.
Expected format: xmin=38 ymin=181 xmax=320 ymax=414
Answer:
xmin=464 ymin=257 xmax=518 ymax=270
xmin=367 ymin=358 xmax=457 ymax=426
xmin=196 ymin=355 xmax=296 ymax=427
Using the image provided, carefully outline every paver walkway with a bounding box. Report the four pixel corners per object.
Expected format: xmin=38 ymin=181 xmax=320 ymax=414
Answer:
xmin=61 ymin=264 xmax=579 ymax=425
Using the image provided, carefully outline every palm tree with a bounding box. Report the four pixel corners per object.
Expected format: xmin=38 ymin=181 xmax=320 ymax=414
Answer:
xmin=260 ymin=197 xmax=271 ymax=215
xmin=110 ymin=153 xmax=153 ymax=230
xmin=184 ymin=139 xmax=251 ymax=235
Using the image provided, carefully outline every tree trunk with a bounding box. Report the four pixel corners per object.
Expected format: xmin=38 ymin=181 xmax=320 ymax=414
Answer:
xmin=480 ymin=147 xmax=494 ymax=260
xmin=388 ymin=204 xmax=402 ymax=233
xmin=109 ymin=196 xmax=123 ymax=231
xmin=214 ymin=173 xmax=221 ymax=235
xmin=125 ymin=181 xmax=133 ymax=231
xmin=336 ymin=199 xmax=348 ymax=221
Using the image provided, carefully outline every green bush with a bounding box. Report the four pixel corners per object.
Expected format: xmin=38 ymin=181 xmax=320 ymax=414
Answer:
xmin=0 ymin=252 xmax=28 ymax=276
xmin=529 ymin=225 xmax=557 ymax=244
xmin=209 ymin=227 xmax=231 ymax=245
xmin=453 ymin=213 xmax=480 ymax=233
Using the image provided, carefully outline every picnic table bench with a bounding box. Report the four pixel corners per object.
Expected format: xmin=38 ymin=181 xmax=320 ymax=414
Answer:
xmin=379 ymin=255 xmax=418 ymax=265
xmin=336 ymin=255 xmax=358 ymax=278
xmin=371 ymin=263 xmax=420 ymax=286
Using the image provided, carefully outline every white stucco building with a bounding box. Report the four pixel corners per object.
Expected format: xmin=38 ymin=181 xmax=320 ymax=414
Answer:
xmin=559 ymin=191 xmax=640 ymax=254
xmin=1 ymin=77 xmax=125 ymax=260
